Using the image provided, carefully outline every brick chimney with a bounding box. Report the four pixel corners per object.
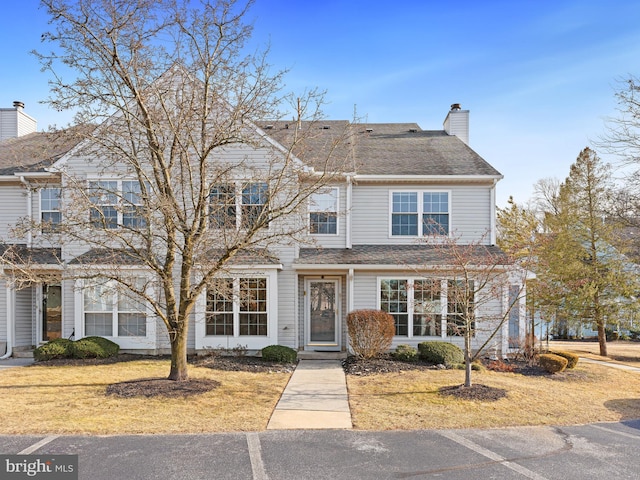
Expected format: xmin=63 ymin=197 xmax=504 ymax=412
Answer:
xmin=443 ymin=103 xmax=469 ymax=145
xmin=0 ymin=101 xmax=37 ymax=141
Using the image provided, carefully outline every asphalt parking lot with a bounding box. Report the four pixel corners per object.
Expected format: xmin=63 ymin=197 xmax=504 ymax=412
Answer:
xmin=2 ymin=420 xmax=640 ymax=479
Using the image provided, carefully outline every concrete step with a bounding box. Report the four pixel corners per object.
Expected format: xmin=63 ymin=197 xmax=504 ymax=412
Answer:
xmin=297 ymin=351 xmax=347 ymax=360
xmin=12 ymin=349 xmax=34 ymax=358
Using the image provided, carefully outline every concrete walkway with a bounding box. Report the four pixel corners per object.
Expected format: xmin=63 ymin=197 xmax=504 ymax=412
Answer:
xmin=267 ymin=360 xmax=352 ymax=430
xmin=0 ymin=357 xmax=35 ymax=370
xmin=579 ymin=357 xmax=640 ymax=373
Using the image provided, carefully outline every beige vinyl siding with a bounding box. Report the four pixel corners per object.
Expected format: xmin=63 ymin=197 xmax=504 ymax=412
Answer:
xmin=14 ymin=287 xmax=34 ymax=347
xmin=0 ymin=281 xmax=6 ymax=341
xmin=350 ymin=183 xmax=493 ymax=245
xmin=276 ymin=250 xmax=297 ymax=348
xmin=0 ymin=185 xmax=27 ymax=241
xmin=62 ymin=279 xmax=75 ymax=339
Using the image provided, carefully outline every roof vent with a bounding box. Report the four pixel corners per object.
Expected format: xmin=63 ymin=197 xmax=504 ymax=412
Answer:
xmin=450 ymin=103 xmax=461 ymax=111
xmin=365 ymin=128 xmax=373 ymax=133
xmin=264 ymin=124 xmax=274 ymax=130
xmin=321 ymin=125 xmax=330 ymax=130
xmin=409 ymin=128 xmax=417 ymax=133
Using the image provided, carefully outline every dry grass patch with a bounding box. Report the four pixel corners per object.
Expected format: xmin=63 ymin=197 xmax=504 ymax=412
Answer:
xmin=0 ymin=359 xmax=291 ymax=434
xmin=550 ymin=340 xmax=640 ymax=367
xmin=347 ymin=363 xmax=640 ymax=430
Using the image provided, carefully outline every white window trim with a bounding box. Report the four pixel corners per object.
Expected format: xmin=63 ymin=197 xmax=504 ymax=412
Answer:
xmin=87 ymin=178 xmax=144 ymax=229
xmin=377 ymin=276 xmax=475 ymax=339
xmin=39 ymin=186 xmax=62 ymax=234
xmin=195 ymin=269 xmax=279 ymax=351
xmin=388 ymin=189 xmax=452 ymax=238
xmin=209 ymin=181 xmax=271 ymax=231
xmin=309 ymin=187 xmax=339 ymax=236
xmin=74 ymin=274 xmax=156 ymax=350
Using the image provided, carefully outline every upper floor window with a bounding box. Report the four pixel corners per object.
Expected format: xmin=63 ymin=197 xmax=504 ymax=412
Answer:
xmin=209 ymin=182 xmax=269 ymax=230
xmin=40 ymin=187 xmax=61 ymax=232
xmin=89 ymin=180 xmax=145 ymax=229
xmin=390 ymin=191 xmax=449 ymax=236
xmin=309 ymin=187 xmax=338 ymax=235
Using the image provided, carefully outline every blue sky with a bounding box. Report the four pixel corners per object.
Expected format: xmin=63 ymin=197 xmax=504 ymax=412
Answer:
xmin=2 ymin=1 xmax=640 ymax=207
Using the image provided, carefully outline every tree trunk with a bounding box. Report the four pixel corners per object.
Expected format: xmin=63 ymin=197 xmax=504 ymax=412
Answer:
xmin=464 ymin=332 xmax=472 ymax=387
xmin=168 ymin=330 xmax=189 ymax=381
xmin=596 ymin=319 xmax=608 ymax=357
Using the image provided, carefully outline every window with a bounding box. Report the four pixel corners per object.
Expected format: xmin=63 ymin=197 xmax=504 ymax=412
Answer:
xmin=242 ymin=183 xmax=269 ymax=229
xmin=89 ymin=181 xmax=118 ymax=229
xmin=205 ymin=277 xmax=268 ymax=336
xmin=209 ymin=182 xmax=269 ymax=229
xmin=310 ymin=188 xmax=338 ymax=234
xmin=390 ymin=191 xmax=449 ymax=236
xmin=209 ymin=184 xmax=236 ymax=228
xmin=83 ymin=278 xmax=147 ymax=337
xmin=89 ymin=180 xmax=145 ymax=229
xmin=40 ymin=187 xmax=61 ymax=232
xmin=379 ymin=277 xmax=473 ymax=337
xmin=206 ymin=279 xmax=234 ymax=335
xmin=446 ymin=280 xmax=474 ymax=337
xmin=122 ymin=181 xmax=146 ymax=229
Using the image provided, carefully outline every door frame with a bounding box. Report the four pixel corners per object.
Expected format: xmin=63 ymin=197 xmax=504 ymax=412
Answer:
xmin=304 ymin=277 xmax=341 ymax=351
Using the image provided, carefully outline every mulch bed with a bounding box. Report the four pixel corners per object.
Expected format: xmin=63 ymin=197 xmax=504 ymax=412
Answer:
xmin=439 ymin=384 xmax=508 ymax=401
xmin=189 ymin=355 xmax=297 ymax=373
xmin=106 ymin=378 xmax=221 ymax=398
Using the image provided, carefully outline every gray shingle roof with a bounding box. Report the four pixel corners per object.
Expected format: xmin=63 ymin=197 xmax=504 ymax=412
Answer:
xmin=0 ymin=130 xmax=83 ymax=175
xmin=264 ymin=122 xmax=502 ymax=177
xmin=296 ymin=244 xmax=510 ymax=266
xmin=0 ymin=244 xmax=62 ymax=265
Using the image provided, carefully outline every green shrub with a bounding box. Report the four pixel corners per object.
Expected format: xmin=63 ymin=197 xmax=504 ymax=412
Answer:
xmin=539 ymin=353 xmax=568 ymax=374
xmin=261 ymin=345 xmax=298 ymax=363
xmin=73 ymin=336 xmax=120 ymax=359
xmin=418 ymin=341 xmax=464 ymax=366
xmin=33 ymin=338 xmax=74 ymax=361
xmin=549 ymin=350 xmax=579 ymax=369
xmin=347 ymin=309 xmax=395 ymax=359
xmin=391 ymin=344 xmax=418 ymax=362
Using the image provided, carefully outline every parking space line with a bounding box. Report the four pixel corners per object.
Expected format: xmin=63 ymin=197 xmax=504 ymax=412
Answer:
xmin=246 ymin=433 xmax=268 ymax=480
xmin=589 ymin=424 xmax=640 ymax=440
xmin=439 ymin=431 xmax=549 ymax=480
xmin=18 ymin=435 xmax=60 ymax=454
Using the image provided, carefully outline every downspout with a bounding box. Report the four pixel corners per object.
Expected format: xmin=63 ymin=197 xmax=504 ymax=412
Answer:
xmin=19 ymin=176 xmax=32 ymax=248
xmin=346 ymin=175 xmax=353 ymax=249
xmin=1 ymin=283 xmax=15 ymax=359
xmin=490 ymin=179 xmax=497 ymax=245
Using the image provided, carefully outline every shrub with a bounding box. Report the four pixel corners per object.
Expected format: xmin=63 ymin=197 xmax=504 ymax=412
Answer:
xmin=261 ymin=345 xmax=298 ymax=363
xmin=391 ymin=344 xmax=418 ymax=362
xmin=486 ymin=360 xmax=515 ymax=372
xmin=73 ymin=336 xmax=120 ymax=359
xmin=347 ymin=309 xmax=395 ymax=359
xmin=539 ymin=353 xmax=568 ymax=374
xmin=418 ymin=341 xmax=464 ymax=366
xmin=33 ymin=338 xmax=74 ymax=361
xmin=549 ymin=350 xmax=579 ymax=369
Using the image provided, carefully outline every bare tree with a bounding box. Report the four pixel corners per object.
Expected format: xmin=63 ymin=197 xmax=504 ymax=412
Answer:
xmin=407 ymin=232 xmax=530 ymax=388
xmin=28 ymin=0 xmax=352 ymax=380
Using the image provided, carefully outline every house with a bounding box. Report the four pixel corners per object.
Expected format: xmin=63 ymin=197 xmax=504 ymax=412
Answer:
xmin=0 ymin=101 xmax=526 ymax=359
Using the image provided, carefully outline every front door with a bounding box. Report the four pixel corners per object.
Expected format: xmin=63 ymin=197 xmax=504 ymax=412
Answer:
xmin=305 ymin=279 xmax=341 ymax=351
xmin=43 ymin=283 xmax=62 ymax=341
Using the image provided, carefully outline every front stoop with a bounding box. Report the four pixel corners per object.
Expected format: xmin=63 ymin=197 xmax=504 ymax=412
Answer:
xmin=297 ymin=351 xmax=347 ymax=360
xmin=12 ymin=348 xmax=34 ymax=359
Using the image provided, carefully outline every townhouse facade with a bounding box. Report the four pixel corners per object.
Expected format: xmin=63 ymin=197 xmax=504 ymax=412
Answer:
xmin=0 ymin=101 xmax=526 ymax=359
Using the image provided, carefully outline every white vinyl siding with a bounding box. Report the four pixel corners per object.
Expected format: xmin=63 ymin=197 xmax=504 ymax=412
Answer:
xmin=0 ymin=185 xmax=27 ymax=241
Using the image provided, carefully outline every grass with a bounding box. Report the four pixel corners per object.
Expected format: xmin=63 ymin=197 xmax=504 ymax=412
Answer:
xmin=549 ymin=340 xmax=640 ymax=367
xmin=347 ymin=362 xmax=640 ymax=430
xmin=0 ymin=359 xmax=291 ymax=435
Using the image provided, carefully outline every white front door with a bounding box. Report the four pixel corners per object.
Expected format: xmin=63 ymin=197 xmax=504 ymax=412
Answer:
xmin=305 ymin=278 xmax=341 ymax=351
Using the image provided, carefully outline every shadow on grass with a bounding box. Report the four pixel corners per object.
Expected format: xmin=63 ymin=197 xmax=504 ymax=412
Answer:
xmin=604 ymin=399 xmax=640 ymax=422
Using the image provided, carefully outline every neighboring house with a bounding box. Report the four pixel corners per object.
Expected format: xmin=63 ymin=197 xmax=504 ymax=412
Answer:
xmin=0 ymin=101 xmax=526 ymax=358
